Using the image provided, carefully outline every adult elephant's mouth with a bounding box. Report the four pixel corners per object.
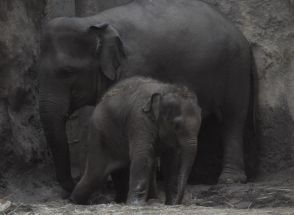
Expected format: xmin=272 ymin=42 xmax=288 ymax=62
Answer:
xmin=69 ymin=97 xmax=88 ymax=113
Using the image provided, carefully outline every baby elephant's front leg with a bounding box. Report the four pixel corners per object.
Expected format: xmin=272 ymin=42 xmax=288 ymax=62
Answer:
xmin=70 ymin=169 xmax=101 ymax=204
xmin=70 ymin=149 xmax=108 ymax=204
xmin=127 ymin=143 xmax=155 ymax=205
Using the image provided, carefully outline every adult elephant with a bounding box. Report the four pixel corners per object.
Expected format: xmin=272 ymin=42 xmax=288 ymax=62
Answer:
xmin=39 ymin=0 xmax=255 ymax=192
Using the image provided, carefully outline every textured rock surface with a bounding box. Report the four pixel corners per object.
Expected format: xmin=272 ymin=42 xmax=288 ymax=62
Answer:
xmin=0 ymin=0 xmax=47 ymax=168
xmin=75 ymin=0 xmax=132 ymax=16
xmin=45 ymin=0 xmax=75 ymax=20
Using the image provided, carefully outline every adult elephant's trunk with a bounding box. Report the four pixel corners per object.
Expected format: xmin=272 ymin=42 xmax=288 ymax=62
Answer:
xmin=39 ymin=93 xmax=74 ymax=192
xmin=175 ymin=138 xmax=198 ymax=204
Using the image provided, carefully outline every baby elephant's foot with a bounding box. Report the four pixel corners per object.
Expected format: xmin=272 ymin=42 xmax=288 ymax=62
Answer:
xmin=127 ymin=194 xmax=147 ymax=206
xmin=147 ymin=198 xmax=162 ymax=205
xmin=59 ymin=179 xmax=75 ymax=199
xmin=127 ymin=198 xmax=146 ymax=206
xmin=69 ymin=188 xmax=89 ymax=205
xmin=218 ymin=169 xmax=247 ymax=184
xmin=61 ymin=190 xmax=71 ymax=200
xmin=59 ymin=178 xmax=75 ymax=193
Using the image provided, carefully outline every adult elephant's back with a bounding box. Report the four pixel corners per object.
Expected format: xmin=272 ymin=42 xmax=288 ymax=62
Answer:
xmin=85 ymin=0 xmax=251 ymax=115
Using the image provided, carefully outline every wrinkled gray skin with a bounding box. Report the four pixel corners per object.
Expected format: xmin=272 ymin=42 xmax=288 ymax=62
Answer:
xmin=70 ymin=77 xmax=201 ymax=205
xmin=39 ymin=0 xmax=253 ymax=193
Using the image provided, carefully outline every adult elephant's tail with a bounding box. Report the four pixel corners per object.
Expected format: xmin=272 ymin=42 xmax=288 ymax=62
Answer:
xmin=244 ymin=45 xmax=259 ymax=181
xmin=250 ymin=47 xmax=258 ymax=134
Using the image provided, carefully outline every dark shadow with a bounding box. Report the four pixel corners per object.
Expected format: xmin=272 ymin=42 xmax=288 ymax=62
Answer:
xmin=188 ymin=114 xmax=259 ymax=185
xmin=188 ymin=115 xmax=223 ymax=185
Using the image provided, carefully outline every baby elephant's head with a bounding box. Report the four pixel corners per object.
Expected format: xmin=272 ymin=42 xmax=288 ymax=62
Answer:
xmin=143 ymin=88 xmax=201 ymax=204
xmin=143 ymin=88 xmax=202 ymax=146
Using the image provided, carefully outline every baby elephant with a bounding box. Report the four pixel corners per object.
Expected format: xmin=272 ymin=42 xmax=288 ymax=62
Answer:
xmin=70 ymin=77 xmax=201 ymax=205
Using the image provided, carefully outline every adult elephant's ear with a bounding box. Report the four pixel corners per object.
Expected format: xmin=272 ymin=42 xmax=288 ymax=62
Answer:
xmin=88 ymin=23 xmax=126 ymax=81
xmin=143 ymin=93 xmax=161 ymax=121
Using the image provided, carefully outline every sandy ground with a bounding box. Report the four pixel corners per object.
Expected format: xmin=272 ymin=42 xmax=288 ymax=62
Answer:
xmin=0 ymin=165 xmax=294 ymax=215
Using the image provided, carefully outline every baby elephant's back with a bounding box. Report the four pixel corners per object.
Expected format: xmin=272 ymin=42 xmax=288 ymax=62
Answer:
xmin=102 ymin=77 xmax=167 ymax=104
xmin=99 ymin=77 xmax=199 ymax=129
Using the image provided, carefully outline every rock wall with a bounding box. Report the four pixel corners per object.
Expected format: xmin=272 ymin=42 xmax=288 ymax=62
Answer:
xmin=1 ymin=0 xmax=293 ymax=178
xmin=0 ymin=0 xmax=47 ymax=167
xmin=45 ymin=0 xmax=75 ymax=20
xmin=75 ymin=0 xmax=132 ymax=16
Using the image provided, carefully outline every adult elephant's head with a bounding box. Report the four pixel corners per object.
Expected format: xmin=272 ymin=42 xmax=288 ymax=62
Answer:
xmin=38 ymin=19 xmax=126 ymax=192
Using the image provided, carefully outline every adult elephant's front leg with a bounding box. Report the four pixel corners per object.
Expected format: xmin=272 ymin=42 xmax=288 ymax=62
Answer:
xmin=219 ymin=120 xmax=247 ymax=184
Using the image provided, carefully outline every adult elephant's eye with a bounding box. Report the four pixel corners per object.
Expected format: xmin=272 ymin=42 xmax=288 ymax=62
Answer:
xmin=173 ymin=116 xmax=182 ymax=131
xmin=57 ymin=67 xmax=75 ymax=78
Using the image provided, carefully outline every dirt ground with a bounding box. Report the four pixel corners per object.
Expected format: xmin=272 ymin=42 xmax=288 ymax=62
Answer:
xmin=0 ymin=165 xmax=293 ymax=215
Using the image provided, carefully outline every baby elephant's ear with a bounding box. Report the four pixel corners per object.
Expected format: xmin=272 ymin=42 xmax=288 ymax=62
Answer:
xmin=142 ymin=93 xmax=161 ymax=121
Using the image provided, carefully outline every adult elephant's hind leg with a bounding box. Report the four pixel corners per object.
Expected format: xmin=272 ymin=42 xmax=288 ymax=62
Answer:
xmin=218 ymin=119 xmax=247 ymax=184
xmin=218 ymin=56 xmax=251 ymax=184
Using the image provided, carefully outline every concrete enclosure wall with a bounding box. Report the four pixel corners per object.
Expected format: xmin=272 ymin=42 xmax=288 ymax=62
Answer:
xmin=0 ymin=0 xmax=294 ymax=177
